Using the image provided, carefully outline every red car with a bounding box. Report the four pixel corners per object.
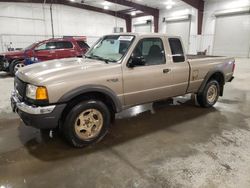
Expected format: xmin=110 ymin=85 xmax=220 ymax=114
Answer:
xmin=0 ymin=37 xmax=89 ymax=75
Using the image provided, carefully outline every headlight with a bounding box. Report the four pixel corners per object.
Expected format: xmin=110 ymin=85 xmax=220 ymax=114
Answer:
xmin=26 ymin=84 xmax=48 ymax=100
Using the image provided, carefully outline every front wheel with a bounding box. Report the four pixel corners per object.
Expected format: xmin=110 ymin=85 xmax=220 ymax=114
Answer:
xmin=62 ymin=100 xmax=111 ymax=148
xmin=9 ymin=60 xmax=25 ymax=76
xmin=197 ymin=80 xmax=220 ymax=108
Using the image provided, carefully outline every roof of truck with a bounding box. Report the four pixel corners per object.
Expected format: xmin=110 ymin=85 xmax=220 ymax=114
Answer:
xmin=110 ymin=32 xmax=180 ymax=38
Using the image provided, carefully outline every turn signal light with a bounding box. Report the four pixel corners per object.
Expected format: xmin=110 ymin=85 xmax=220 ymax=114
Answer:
xmin=36 ymin=87 xmax=48 ymax=100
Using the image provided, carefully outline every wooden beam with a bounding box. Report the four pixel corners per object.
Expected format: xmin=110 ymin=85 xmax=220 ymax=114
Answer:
xmin=105 ymin=0 xmax=159 ymax=32
xmin=105 ymin=0 xmax=158 ymax=15
xmin=0 ymin=0 xmax=132 ymax=32
xmin=182 ymin=0 xmax=204 ymax=34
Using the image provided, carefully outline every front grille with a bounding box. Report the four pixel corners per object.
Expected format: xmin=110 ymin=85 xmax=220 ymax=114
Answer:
xmin=14 ymin=77 xmax=26 ymax=102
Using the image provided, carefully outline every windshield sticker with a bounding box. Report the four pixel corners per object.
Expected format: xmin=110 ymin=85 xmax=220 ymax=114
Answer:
xmin=118 ymin=36 xmax=134 ymax=41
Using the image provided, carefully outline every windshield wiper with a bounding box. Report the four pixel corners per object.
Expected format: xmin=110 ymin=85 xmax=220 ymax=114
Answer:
xmin=85 ymin=55 xmax=109 ymax=64
xmin=85 ymin=55 xmax=118 ymax=64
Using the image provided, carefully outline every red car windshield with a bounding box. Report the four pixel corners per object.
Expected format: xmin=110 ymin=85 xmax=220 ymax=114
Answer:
xmin=24 ymin=41 xmax=40 ymax=50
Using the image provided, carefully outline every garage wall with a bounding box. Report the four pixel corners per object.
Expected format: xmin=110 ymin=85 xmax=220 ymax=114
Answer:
xmin=0 ymin=2 xmax=126 ymax=52
xmin=132 ymin=15 xmax=154 ymax=33
xmin=159 ymin=5 xmax=199 ymax=54
xmin=201 ymin=0 xmax=250 ymax=56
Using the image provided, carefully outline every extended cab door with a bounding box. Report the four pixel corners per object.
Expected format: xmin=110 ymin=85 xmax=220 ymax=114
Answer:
xmin=34 ymin=42 xmax=57 ymax=61
xmin=122 ymin=37 xmax=174 ymax=106
xmin=165 ymin=37 xmax=190 ymax=96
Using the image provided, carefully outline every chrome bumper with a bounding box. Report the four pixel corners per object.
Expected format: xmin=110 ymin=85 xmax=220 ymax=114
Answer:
xmin=11 ymin=91 xmax=56 ymax=115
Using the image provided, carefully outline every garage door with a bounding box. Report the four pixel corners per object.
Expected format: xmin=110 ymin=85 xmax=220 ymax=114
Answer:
xmin=213 ymin=14 xmax=250 ymax=57
xmin=134 ymin=23 xmax=152 ymax=33
xmin=165 ymin=20 xmax=191 ymax=53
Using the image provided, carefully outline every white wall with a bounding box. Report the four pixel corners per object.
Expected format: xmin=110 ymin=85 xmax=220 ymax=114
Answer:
xmin=0 ymin=2 xmax=126 ymax=52
xmin=159 ymin=0 xmax=250 ymax=55
xmin=201 ymin=0 xmax=250 ymax=55
xmin=159 ymin=5 xmax=199 ymax=54
xmin=132 ymin=15 xmax=154 ymax=33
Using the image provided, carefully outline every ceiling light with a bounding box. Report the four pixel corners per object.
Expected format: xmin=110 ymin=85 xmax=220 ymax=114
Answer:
xmin=131 ymin=12 xmax=136 ymax=16
xmin=102 ymin=1 xmax=111 ymax=6
xmin=104 ymin=5 xmax=109 ymax=10
xmin=70 ymin=0 xmax=75 ymax=2
xmin=165 ymin=0 xmax=175 ymax=6
xmin=166 ymin=5 xmax=172 ymax=9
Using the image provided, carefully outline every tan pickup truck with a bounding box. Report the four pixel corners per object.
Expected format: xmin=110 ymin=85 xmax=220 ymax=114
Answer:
xmin=11 ymin=33 xmax=235 ymax=147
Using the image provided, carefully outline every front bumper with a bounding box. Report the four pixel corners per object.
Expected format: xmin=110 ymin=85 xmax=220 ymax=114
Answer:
xmin=11 ymin=91 xmax=66 ymax=129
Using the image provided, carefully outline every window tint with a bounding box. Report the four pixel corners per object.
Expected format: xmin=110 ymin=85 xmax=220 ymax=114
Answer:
xmin=77 ymin=41 xmax=89 ymax=49
xmin=55 ymin=41 xmax=73 ymax=49
xmin=168 ymin=38 xmax=185 ymax=63
xmin=132 ymin=38 xmax=165 ymax=66
xmin=35 ymin=42 xmax=56 ymax=51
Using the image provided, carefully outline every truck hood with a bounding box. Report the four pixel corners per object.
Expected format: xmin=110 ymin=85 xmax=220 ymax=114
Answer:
xmin=17 ymin=57 xmax=121 ymax=85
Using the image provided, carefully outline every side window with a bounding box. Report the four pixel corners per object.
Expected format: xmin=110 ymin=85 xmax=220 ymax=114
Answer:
xmin=77 ymin=41 xmax=89 ymax=49
xmin=168 ymin=38 xmax=185 ymax=63
xmin=55 ymin=41 xmax=73 ymax=49
xmin=35 ymin=42 xmax=56 ymax=51
xmin=132 ymin=38 xmax=166 ymax=66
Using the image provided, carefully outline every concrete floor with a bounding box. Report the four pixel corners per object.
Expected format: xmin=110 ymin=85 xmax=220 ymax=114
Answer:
xmin=0 ymin=58 xmax=250 ymax=188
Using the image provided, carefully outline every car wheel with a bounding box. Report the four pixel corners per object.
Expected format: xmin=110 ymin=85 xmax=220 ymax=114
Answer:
xmin=197 ymin=80 xmax=220 ymax=108
xmin=9 ymin=60 xmax=25 ymax=76
xmin=62 ymin=100 xmax=111 ymax=148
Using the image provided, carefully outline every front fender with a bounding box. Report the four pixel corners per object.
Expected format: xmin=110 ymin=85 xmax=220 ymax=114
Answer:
xmin=58 ymin=84 xmax=123 ymax=112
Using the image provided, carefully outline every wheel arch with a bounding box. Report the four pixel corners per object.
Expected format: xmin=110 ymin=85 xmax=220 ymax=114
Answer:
xmin=198 ymin=70 xmax=225 ymax=96
xmin=58 ymin=85 xmax=122 ymax=120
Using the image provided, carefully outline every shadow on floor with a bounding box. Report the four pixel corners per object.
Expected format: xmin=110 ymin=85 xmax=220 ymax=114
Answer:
xmin=17 ymin=97 xmax=217 ymax=161
xmin=0 ymin=72 xmax=11 ymax=78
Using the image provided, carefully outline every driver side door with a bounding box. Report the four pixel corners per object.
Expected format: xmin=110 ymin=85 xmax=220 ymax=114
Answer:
xmin=123 ymin=37 xmax=173 ymax=106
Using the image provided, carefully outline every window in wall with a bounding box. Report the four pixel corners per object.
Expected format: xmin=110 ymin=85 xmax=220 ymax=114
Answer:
xmin=133 ymin=38 xmax=166 ymax=66
xmin=168 ymin=38 xmax=185 ymax=63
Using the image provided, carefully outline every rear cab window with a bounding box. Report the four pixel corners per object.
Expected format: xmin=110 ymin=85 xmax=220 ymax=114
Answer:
xmin=168 ymin=38 xmax=185 ymax=63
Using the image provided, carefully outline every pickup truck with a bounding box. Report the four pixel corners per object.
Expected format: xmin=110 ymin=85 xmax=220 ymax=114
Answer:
xmin=0 ymin=37 xmax=89 ymax=76
xmin=11 ymin=33 xmax=235 ymax=147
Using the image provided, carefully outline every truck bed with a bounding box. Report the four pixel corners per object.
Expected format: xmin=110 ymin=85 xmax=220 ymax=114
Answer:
xmin=187 ymin=55 xmax=222 ymax=60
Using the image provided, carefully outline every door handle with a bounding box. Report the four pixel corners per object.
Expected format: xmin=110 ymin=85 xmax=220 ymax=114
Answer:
xmin=163 ymin=68 xmax=171 ymax=74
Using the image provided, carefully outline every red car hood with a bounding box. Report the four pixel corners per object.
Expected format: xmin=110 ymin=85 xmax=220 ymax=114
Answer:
xmin=0 ymin=50 xmax=25 ymax=58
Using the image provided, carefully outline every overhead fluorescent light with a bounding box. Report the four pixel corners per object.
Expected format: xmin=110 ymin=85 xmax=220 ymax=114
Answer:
xmin=102 ymin=1 xmax=111 ymax=6
xmin=104 ymin=5 xmax=109 ymax=10
xmin=164 ymin=14 xmax=191 ymax=22
xmin=166 ymin=5 xmax=172 ymax=9
xmin=215 ymin=7 xmax=250 ymax=17
xmin=131 ymin=12 xmax=136 ymax=16
xmin=165 ymin=0 xmax=175 ymax=6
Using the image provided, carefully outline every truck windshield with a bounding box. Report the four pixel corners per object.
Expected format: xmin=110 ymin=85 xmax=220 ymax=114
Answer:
xmin=85 ymin=35 xmax=135 ymax=62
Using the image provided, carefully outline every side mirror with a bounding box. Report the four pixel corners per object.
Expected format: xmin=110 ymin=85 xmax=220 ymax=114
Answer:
xmin=128 ymin=56 xmax=146 ymax=68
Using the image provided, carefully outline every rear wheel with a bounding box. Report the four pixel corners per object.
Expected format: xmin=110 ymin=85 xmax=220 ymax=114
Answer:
xmin=197 ymin=80 xmax=220 ymax=108
xmin=62 ymin=100 xmax=111 ymax=147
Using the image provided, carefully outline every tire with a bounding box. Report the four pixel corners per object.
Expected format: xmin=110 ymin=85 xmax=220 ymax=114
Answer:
xmin=9 ymin=60 xmax=25 ymax=76
xmin=62 ymin=100 xmax=111 ymax=148
xmin=197 ymin=80 xmax=220 ymax=108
